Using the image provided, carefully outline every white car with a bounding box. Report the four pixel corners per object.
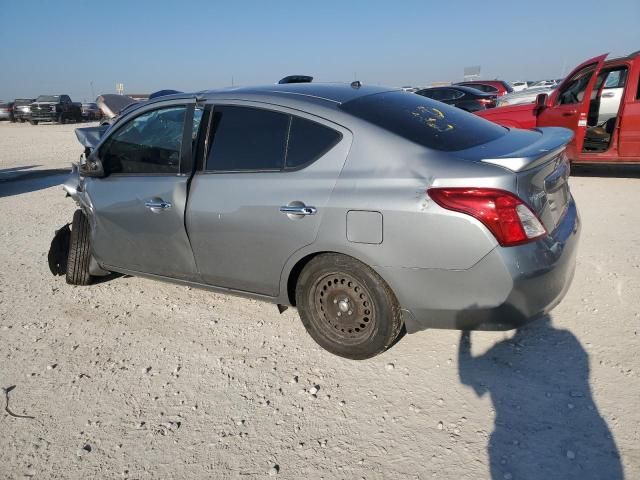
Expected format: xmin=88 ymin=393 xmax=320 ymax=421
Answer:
xmin=529 ymin=80 xmax=559 ymax=89
xmin=497 ymin=86 xmax=555 ymax=107
xmin=597 ymin=69 xmax=625 ymax=123
xmin=511 ymin=81 xmax=528 ymax=92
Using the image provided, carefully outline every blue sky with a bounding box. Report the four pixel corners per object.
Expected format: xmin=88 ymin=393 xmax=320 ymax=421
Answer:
xmin=0 ymin=0 xmax=638 ymax=101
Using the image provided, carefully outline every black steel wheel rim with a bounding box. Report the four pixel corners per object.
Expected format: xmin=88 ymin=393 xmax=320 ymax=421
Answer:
xmin=310 ymin=272 xmax=377 ymax=344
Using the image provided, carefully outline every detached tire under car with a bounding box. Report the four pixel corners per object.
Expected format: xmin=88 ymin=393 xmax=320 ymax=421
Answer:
xmin=66 ymin=209 xmax=93 ymax=286
xmin=296 ymin=253 xmax=403 ymax=360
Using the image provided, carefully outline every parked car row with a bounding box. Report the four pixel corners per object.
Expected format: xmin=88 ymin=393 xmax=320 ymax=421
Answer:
xmin=0 ymin=95 xmax=101 ymax=124
xmin=477 ymin=51 xmax=640 ymax=164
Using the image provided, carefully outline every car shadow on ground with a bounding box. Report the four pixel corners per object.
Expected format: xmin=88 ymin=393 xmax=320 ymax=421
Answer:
xmin=458 ymin=315 xmax=623 ymax=480
xmin=571 ymin=164 xmax=640 ymax=179
xmin=0 ymin=166 xmax=70 ymax=198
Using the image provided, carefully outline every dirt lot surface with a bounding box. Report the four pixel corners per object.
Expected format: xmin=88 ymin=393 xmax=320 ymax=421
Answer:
xmin=1 ymin=121 xmax=639 ymax=479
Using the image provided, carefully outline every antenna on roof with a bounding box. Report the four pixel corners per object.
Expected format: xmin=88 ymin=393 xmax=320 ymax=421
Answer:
xmin=350 ymin=80 xmax=362 ymax=88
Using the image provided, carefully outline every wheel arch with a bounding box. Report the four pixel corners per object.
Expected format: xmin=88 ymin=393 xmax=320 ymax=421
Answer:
xmin=280 ymin=246 xmax=397 ymax=307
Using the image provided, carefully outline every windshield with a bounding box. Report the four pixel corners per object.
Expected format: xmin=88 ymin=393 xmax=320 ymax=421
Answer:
xmin=36 ymin=95 xmax=60 ymax=102
xmin=340 ymin=91 xmax=506 ymax=152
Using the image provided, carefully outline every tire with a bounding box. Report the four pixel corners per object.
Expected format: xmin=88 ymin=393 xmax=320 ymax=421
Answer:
xmin=66 ymin=209 xmax=93 ymax=285
xmin=296 ymin=253 xmax=403 ymax=360
xmin=58 ymin=113 xmax=66 ymax=124
xmin=29 ymin=120 xmax=38 ymax=125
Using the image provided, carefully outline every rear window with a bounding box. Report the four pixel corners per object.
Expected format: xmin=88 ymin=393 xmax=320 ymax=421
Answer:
xmin=340 ymin=91 xmax=506 ymax=151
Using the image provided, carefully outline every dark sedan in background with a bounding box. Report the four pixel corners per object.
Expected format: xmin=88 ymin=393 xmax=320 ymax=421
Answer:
xmin=415 ymin=85 xmax=497 ymax=112
xmin=454 ymin=80 xmax=514 ymax=96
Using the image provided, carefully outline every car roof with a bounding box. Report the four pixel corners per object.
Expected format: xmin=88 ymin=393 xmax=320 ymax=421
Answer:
xmin=420 ymin=85 xmax=493 ymax=96
xmin=456 ymin=80 xmax=505 ymax=85
xmin=109 ymin=83 xmax=400 ymax=128
xmin=197 ymin=83 xmax=396 ymax=105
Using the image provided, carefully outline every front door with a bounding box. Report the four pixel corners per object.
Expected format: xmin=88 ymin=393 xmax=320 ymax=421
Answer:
xmin=85 ymin=100 xmax=202 ymax=280
xmin=537 ymin=54 xmax=607 ymax=158
xmin=187 ymin=103 xmax=351 ymax=296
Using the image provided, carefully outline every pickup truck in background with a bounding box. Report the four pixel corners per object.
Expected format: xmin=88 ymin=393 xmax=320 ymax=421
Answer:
xmin=13 ymin=98 xmax=35 ymax=122
xmin=477 ymin=52 xmax=640 ymax=164
xmin=30 ymin=95 xmax=82 ymax=124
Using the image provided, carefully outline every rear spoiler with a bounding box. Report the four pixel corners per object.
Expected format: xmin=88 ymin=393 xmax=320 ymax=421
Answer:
xmin=481 ymin=127 xmax=574 ymax=172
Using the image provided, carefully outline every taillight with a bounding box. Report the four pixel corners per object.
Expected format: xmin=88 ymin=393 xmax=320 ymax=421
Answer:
xmin=477 ymin=98 xmax=495 ymax=108
xmin=427 ymin=188 xmax=546 ymax=246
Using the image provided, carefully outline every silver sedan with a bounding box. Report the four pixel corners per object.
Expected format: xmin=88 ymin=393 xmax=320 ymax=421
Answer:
xmin=54 ymin=83 xmax=580 ymax=359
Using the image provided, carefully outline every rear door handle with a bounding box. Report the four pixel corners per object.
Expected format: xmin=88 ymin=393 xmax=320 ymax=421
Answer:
xmin=279 ymin=205 xmax=317 ymax=216
xmin=601 ymin=92 xmax=615 ymax=98
xmin=145 ymin=199 xmax=172 ymax=211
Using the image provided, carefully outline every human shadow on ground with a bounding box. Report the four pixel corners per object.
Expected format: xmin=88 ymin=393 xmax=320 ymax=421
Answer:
xmin=0 ymin=167 xmax=70 ymax=198
xmin=458 ymin=316 xmax=623 ymax=480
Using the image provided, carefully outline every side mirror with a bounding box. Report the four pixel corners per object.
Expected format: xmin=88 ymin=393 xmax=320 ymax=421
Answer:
xmin=534 ymin=93 xmax=549 ymax=114
xmin=80 ymin=153 xmax=106 ymax=178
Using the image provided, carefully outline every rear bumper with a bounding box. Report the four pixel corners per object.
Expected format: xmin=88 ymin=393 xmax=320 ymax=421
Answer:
xmin=379 ymin=198 xmax=581 ymax=332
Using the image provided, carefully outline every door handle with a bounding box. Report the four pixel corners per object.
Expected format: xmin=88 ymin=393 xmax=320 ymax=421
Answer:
xmin=601 ymin=92 xmax=615 ymax=98
xmin=279 ymin=205 xmax=317 ymax=216
xmin=562 ymin=110 xmax=577 ymax=116
xmin=145 ymin=199 xmax=172 ymax=211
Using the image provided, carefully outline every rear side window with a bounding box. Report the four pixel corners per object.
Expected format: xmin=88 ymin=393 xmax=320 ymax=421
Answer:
xmin=340 ymin=91 xmax=506 ymax=151
xmin=286 ymin=117 xmax=341 ymax=169
xmin=206 ymin=106 xmax=341 ymax=171
xmin=207 ymin=106 xmax=289 ymax=171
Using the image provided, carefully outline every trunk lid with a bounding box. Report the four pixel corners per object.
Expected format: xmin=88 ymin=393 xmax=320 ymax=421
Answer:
xmin=456 ymin=126 xmax=574 ymax=233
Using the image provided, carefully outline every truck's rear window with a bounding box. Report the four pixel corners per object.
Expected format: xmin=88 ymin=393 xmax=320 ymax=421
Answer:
xmin=340 ymin=91 xmax=506 ymax=151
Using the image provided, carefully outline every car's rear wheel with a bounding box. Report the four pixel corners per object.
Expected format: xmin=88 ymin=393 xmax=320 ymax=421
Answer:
xmin=29 ymin=120 xmax=38 ymax=125
xmin=296 ymin=253 xmax=403 ymax=360
xmin=66 ymin=209 xmax=93 ymax=286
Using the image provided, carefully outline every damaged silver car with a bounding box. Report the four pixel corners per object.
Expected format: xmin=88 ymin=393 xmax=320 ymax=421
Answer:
xmin=53 ymin=83 xmax=580 ymax=359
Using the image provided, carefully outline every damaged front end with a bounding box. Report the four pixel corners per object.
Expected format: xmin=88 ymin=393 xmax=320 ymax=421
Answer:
xmin=48 ymin=124 xmax=110 ymax=279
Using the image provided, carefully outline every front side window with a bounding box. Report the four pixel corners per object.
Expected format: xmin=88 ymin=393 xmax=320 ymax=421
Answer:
xmin=101 ymin=105 xmax=186 ymax=175
xmin=557 ymin=66 xmax=596 ymax=105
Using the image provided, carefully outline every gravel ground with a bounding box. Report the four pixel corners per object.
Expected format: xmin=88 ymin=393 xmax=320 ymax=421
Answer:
xmin=0 ymin=121 xmax=639 ymax=479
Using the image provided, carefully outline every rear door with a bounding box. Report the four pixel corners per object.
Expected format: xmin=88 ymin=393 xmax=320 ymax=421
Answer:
xmin=187 ymin=103 xmax=351 ymax=296
xmin=537 ymin=54 xmax=607 ymax=158
xmin=85 ymin=99 xmax=202 ymax=280
xmin=618 ymin=61 xmax=640 ymax=159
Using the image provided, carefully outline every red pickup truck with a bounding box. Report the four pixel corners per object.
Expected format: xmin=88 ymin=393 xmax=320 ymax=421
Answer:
xmin=477 ymin=52 xmax=640 ymax=164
